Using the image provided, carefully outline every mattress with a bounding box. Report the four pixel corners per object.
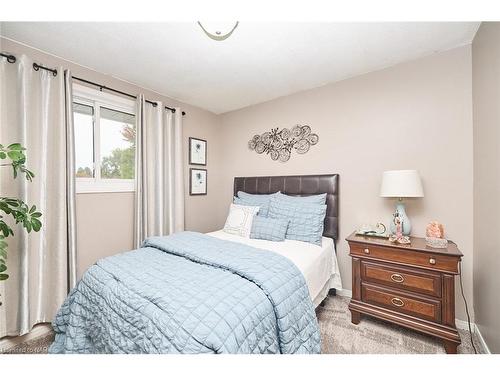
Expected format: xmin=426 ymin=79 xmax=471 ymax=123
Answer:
xmin=207 ymin=230 xmax=342 ymax=304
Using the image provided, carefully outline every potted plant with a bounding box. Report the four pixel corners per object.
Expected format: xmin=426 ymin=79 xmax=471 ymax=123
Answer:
xmin=0 ymin=143 xmax=42 ymax=305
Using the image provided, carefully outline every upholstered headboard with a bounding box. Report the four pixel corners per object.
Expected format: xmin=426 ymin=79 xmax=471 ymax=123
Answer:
xmin=233 ymin=174 xmax=339 ymax=241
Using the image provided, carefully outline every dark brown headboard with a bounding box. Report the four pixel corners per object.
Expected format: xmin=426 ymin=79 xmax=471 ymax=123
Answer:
xmin=233 ymin=174 xmax=339 ymax=241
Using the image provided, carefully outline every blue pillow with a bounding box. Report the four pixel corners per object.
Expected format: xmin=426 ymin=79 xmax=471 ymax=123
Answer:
xmin=237 ymin=191 xmax=280 ymax=200
xmin=276 ymin=192 xmax=327 ymax=205
xmin=233 ymin=197 xmax=270 ymax=217
xmin=250 ymin=216 xmax=289 ymax=242
xmin=234 ymin=191 xmax=280 ymax=217
xmin=268 ymin=198 xmax=326 ymax=246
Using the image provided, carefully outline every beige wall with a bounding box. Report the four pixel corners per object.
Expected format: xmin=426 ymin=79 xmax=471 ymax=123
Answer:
xmin=472 ymin=22 xmax=500 ymax=353
xmin=0 ymin=37 xmax=225 ymax=278
xmin=219 ymin=46 xmax=474 ymax=321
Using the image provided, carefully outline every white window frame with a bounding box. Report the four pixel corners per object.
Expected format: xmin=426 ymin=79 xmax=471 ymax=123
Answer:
xmin=73 ymin=84 xmax=136 ymax=194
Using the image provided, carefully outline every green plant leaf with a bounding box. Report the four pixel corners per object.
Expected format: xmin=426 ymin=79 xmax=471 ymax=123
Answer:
xmin=0 ymin=222 xmax=11 ymax=237
xmin=0 ymin=273 xmax=9 ymax=281
xmin=0 ymin=264 xmax=6 ymax=273
xmin=31 ymin=218 xmax=42 ymax=232
xmin=7 ymin=150 xmax=23 ymax=161
xmin=7 ymin=143 xmax=24 ymax=150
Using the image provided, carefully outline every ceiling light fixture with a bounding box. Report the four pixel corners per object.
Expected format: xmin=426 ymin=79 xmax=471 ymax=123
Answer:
xmin=197 ymin=21 xmax=239 ymax=41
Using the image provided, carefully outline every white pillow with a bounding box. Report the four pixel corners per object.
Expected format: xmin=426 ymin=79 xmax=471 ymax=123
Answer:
xmin=223 ymin=203 xmax=260 ymax=238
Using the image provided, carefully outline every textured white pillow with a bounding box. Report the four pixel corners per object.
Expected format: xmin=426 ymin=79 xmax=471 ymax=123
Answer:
xmin=223 ymin=203 xmax=260 ymax=238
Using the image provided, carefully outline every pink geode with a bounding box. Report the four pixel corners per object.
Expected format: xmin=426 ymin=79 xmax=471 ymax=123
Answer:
xmin=426 ymin=221 xmax=445 ymax=239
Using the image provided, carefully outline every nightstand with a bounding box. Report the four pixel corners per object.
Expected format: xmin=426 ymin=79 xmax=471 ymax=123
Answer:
xmin=346 ymin=232 xmax=463 ymax=354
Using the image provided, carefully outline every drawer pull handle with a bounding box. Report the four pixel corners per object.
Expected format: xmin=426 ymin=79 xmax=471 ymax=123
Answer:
xmin=391 ymin=297 xmax=405 ymax=307
xmin=364 ymin=248 xmax=370 ymax=254
xmin=429 ymin=258 xmax=436 ymax=265
xmin=390 ymin=273 xmax=405 ymax=283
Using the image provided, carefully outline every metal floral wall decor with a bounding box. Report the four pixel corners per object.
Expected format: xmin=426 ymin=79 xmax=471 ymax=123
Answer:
xmin=248 ymin=125 xmax=319 ymax=162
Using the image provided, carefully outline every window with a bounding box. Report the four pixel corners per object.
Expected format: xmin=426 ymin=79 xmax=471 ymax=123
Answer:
xmin=73 ymin=84 xmax=136 ymax=193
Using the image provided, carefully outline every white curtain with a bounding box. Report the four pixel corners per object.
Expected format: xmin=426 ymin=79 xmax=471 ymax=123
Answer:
xmin=134 ymin=95 xmax=184 ymax=248
xmin=0 ymin=55 xmax=77 ymax=337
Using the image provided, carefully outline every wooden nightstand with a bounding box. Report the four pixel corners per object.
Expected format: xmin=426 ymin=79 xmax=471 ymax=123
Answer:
xmin=346 ymin=232 xmax=463 ymax=354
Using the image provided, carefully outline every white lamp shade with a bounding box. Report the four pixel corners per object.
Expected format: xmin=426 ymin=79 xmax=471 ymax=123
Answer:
xmin=380 ymin=170 xmax=424 ymax=198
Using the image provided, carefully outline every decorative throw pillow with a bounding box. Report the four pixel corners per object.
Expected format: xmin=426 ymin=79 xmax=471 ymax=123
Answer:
xmin=268 ymin=198 xmax=327 ymax=246
xmin=276 ymin=192 xmax=327 ymax=205
xmin=223 ymin=203 xmax=260 ymax=238
xmin=250 ymin=216 xmax=290 ymax=242
xmin=234 ymin=191 xmax=280 ymax=217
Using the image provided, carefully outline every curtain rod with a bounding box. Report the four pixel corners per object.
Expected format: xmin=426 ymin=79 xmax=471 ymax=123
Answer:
xmin=33 ymin=62 xmax=58 ymax=76
xmin=72 ymin=76 xmax=185 ymax=116
xmin=0 ymin=52 xmax=16 ymax=63
xmin=2 ymin=52 xmax=58 ymax=76
xmin=1 ymin=51 xmax=186 ymax=116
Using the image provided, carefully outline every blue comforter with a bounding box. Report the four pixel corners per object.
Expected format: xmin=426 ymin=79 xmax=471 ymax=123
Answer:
xmin=49 ymin=232 xmax=321 ymax=354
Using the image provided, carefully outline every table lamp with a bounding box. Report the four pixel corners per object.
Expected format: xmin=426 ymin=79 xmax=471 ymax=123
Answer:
xmin=380 ymin=170 xmax=424 ymax=235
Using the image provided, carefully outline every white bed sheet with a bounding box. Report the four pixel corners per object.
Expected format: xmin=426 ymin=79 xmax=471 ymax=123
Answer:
xmin=207 ymin=230 xmax=342 ymax=304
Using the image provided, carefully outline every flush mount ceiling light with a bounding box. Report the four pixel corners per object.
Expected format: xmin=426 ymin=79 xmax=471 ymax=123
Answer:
xmin=197 ymin=21 xmax=239 ymax=41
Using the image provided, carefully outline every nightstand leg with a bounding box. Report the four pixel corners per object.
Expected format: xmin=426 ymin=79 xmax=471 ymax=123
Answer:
xmin=443 ymin=340 xmax=458 ymax=354
xmin=351 ymin=310 xmax=361 ymax=325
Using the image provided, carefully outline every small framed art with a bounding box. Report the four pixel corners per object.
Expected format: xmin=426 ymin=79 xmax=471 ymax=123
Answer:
xmin=189 ymin=137 xmax=207 ymax=166
xmin=189 ymin=168 xmax=207 ymax=195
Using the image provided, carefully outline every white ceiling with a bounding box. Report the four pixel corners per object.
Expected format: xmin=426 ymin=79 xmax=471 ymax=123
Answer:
xmin=0 ymin=22 xmax=479 ymax=114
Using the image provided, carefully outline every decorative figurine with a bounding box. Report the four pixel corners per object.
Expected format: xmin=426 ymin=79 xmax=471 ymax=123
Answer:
xmin=389 ymin=212 xmax=411 ymax=244
xmin=425 ymin=221 xmax=448 ymax=248
xmin=395 ymin=213 xmax=403 ymax=238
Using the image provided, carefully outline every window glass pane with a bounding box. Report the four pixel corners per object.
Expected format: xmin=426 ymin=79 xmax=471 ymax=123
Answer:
xmin=74 ymin=102 xmax=94 ymax=178
xmin=100 ymin=107 xmax=136 ymax=179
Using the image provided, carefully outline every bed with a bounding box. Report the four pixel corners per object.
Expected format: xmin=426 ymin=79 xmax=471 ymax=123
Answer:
xmin=229 ymin=173 xmax=342 ymax=305
xmin=206 ymin=232 xmax=342 ymax=307
xmin=49 ymin=174 xmax=340 ymax=354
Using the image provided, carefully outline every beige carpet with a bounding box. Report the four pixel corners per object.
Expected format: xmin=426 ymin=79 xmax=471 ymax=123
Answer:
xmin=318 ymin=296 xmax=482 ymax=354
xmin=3 ymin=296 xmax=482 ymax=354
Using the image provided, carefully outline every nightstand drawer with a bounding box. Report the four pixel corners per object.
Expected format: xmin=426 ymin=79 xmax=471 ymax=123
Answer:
xmin=350 ymin=243 xmax=460 ymax=273
xmin=361 ymin=261 xmax=442 ymax=297
xmin=361 ymin=283 xmax=442 ymax=323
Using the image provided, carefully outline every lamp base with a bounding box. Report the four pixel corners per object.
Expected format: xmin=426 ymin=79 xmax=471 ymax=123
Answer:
xmin=389 ymin=202 xmax=411 ymax=235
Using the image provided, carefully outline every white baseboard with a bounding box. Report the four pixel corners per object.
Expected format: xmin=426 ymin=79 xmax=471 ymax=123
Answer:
xmin=333 ymin=289 xmax=491 ymax=354
xmin=454 ymin=321 xmax=491 ymax=354
xmin=455 ymin=318 xmax=474 ymax=331
xmin=0 ymin=323 xmax=52 ymax=352
xmin=335 ymin=288 xmax=352 ymax=298
xmin=474 ymin=324 xmax=492 ymax=354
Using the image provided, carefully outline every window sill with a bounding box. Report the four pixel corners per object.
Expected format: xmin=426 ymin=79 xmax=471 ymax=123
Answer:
xmin=76 ymin=180 xmax=135 ymax=194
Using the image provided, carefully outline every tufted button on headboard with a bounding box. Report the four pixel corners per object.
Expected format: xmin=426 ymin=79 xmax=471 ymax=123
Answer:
xmin=233 ymin=174 xmax=339 ymax=241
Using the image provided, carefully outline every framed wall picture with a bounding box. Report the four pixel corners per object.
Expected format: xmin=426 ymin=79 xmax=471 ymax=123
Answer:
xmin=189 ymin=137 xmax=207 ymax=166
xmin=189 ymin=168 xmax=207 ymax=195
